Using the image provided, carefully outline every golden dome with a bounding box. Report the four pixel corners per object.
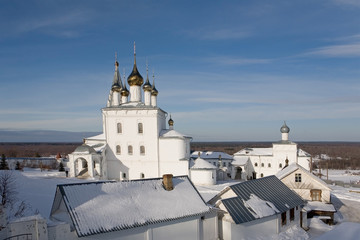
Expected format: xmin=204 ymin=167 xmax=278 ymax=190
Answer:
xmin=151 ymin=74 xmax=158 ymax=96
xmin=121 ymin=79 xmax=129 ymax=97
xmin=127 ymin=44 xmax=143 ymax=86
xmin=168 ymin=116 xmax=174 ymax=126
xmin=142 ymin=65 xmax=152 ymax=91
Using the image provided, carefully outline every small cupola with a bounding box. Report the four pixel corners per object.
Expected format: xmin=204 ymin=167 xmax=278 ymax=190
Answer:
xmin=111 ymin=60 xmax=122 ymax=92
xmin=280 ymin=121 xmax=290 ymax=141
xmin=168 ymin=115 xmax=174 ymax=129
xmin=142 ymin=63 xmax=152 ymax=92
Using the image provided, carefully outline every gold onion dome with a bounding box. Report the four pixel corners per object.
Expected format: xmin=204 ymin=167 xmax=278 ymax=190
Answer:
xmin=168 ymin=115 xmax=174 ymax=126
xmin=127 ymin=43 xmax=143 ymax=86
xmin=143 ymin=64 xmax=152 ymax=91
xmin=121 ymin=78 xmax=129 ymax=97
xmin=151 ymin=74 xmax=158 ymax=96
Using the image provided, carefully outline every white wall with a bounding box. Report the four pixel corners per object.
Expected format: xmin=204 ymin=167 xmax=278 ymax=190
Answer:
xmin=190 ymin=169 xmax=216 ymax=185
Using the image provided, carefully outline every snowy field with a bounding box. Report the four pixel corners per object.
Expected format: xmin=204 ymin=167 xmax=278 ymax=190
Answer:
xmin=3 ymin=168 xmax=360 ymax=239
xmin=317 ymin=169 xmax=360 ymax=184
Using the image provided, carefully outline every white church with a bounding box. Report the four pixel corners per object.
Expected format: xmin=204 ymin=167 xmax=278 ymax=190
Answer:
xmin=233 ymin=122 xmax=311 ymax=179
xmin=68 ymin=47 xmax=192 ymax=181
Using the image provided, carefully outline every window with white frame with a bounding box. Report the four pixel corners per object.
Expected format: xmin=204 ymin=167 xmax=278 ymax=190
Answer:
xmin=128 ymin=145 xmax=133 ymax=155
xmin=295 ymin=173 xmax=302 ymax=182
xmin=117 ymin=123 xmax=122 ymax=134
xmin=140 ymin=145 xmax=145 ymax=155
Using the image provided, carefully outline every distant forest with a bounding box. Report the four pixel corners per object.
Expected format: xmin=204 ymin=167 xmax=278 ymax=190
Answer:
xmin=0 ymin=141 xmax=359 ymax=170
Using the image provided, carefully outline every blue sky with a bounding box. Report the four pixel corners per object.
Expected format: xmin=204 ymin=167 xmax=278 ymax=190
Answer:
xmin=1 ymin=0 xmax=360 ymax=141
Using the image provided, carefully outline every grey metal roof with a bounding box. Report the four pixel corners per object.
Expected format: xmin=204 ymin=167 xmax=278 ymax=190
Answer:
xmin=222 ymin=175 xmax=304 ymax=224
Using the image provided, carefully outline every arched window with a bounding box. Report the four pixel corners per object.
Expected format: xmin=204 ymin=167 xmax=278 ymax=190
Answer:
xmin=261 ymin=173 xmax=264 ymax=177
xmin=122 ymin=173 xmax=127 ymax=179
xmin=117 ymin=123 xmax=122 ymax=133
xmin=138 ymin=123 xmax=143 ymax=134
xmin=140 ymin=145 xmax=145 ymax=155
xmin=268 ymin=163 xmax=271 ymax=168
xmin=116 ymin=145 xmax=121 ymax=155
xmin=128 ymin=145 xmax=133 ymax=155
xmin=279 ymin=163 xmax=282 ymax=168
xmin=140 ymin=173 xmax=145 ymax=178
xmin=254 ymin=162 xmax=258 ymax=167
xmin=261 ymin=163 xmax=264 ymax=167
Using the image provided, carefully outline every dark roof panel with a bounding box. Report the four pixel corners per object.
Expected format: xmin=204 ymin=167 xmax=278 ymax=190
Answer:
xmin=223 ymin=175 xmax=304 ymax=224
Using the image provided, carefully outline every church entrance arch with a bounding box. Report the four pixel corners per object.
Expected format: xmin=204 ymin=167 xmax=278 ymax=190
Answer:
xmin=235 ymin=167 xmax=242 ymax=180
xmin=74 ymin=158 xmax=89 ymax=178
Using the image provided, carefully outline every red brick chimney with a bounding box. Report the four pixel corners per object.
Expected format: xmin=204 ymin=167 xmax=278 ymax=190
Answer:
xmin=163 ymin=174 xmax=173 ymax=191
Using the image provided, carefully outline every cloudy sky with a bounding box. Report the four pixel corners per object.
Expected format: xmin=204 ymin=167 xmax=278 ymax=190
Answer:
xmin=1 ymin=0 xmax=359 ymax=141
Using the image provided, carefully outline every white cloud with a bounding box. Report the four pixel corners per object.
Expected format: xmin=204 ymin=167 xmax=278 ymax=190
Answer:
xmin=306 ymin=42 xmax=360 ymax=57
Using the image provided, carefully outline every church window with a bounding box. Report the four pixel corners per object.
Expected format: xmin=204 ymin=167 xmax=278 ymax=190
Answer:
xmin=213 ymin=162 xmax=216 ymax=166
xmin=138 ymin=123 xmax=143 ymax=134
xmin=254 ymin=163 xmax=258 ymax=167
xmin=116 ymin=145 xmax=121 ymax=155
xmin=310 ymin=189 xmax=322 ymax=201
xmin=140 ymin=173 xmax=145 ymax=178
xmin=140 ymin=145 xmax=145 ymax=155
xmin=261 ymin=163 xmax=264 ymax=167
xmin=290 ymin=208 xmax=295 ymax=222
xmin=260 ymin=173 xmax=264 ymax=177
xmin=268 ymin=163 xmax=271 ymax=168
xmin=122 ymin=173 xmax=127 ymax=179
xmin=128 ymin=145 xmax=133 ymax=155
xmin=281 ymin=212 xmax=287 ymax=226
xmin=279 ymin=163 xmax=282 ymax=168
xmin=295 ymin=173 xmax=302 ymax=182
xmin=117 ymin=123 xmax=122 ymax=133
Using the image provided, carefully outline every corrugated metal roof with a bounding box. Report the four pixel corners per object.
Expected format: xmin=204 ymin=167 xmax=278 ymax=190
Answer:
xmin=222 ymin=176 xmax=304 ymax=224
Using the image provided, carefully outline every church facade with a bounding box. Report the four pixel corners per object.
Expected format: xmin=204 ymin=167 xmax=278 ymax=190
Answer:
xmin=68 ymin=47 xmax=191 ymax=180
xmin=233 ymin=122 xmax=311 ymax=179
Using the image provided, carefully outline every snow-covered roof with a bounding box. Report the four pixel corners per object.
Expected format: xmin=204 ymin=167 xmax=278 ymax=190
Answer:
xmin=234 ymin=148 xmax=273 ymax=156
xmin=191 ymin=157 xmax=217 ymax=170
xmin=276 ymin=163 xmax=330 ymax=190
xmin=86 ymin=133 xmax=105 ymax=140
xmin=72 ymin=144 xmax=97 ymax=154
xmin=191 ymin=151 xmax=233 ymax=160
xmin=304 ymin=201 xmax=336 ymax=212
xmin=50 ymin=176 xmax=211 ymax=237
xmin=218 ymin=176 xmax=304 ymax=224
xmin=297 ymin=148 xmax=311 ymax=157
xmin=159 ymin=129 xmax=191 ymax=139
xmin=232 ymin=156 xmax=249 ymax=166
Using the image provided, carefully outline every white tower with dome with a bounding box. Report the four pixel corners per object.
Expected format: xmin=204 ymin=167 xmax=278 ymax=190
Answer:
xmin=68 ymin=45 xmax=192 ymax=180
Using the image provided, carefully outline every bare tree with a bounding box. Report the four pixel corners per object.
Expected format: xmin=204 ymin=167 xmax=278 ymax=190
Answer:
xmin=0 ymin=171 xmax=17 ymax=208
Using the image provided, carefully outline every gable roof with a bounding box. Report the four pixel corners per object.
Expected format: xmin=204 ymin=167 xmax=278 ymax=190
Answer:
xmin=220 ymin=176 xmax=304 ymax=224
xmin=50 ymin=176 xmax=211 ymax=237
xmin=276 ymin=162 xmax=330 ymax=190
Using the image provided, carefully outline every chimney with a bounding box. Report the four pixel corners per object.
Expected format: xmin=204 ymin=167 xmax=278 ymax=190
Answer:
xmin=163 ymin=174 xmax=173 ymax=191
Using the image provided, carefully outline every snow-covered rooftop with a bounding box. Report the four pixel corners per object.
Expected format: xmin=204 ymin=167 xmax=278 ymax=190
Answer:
xmin=243 ymin=194 xmax=280 ymax=219
xmin=191 ymin=151 xmax=233 ymax=160
xmin=304 ymin=201 xmax=336 ymax=212
xmin=234 ymin=147 xmax=273 ymax=156
xmin=86 ymin=133 xmax=105 ymax=141
xmin=50 ymin=176 xmax=211 ymax=237
xmin=159 ymin=129 xmax=191 ymax=139
xmin=191 ymin=157 xmax=217 ymax=170
xmin=276 ymin=163 xmax=330 ymax=189
xmin=232 ymin=156 xmax=249 ymax=166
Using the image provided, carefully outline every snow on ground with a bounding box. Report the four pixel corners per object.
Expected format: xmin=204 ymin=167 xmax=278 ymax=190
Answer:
xmin=15 ymin=168 xmax=92 ymax=219
xmin=315 ymin=222 xmax=360 ymax=240
xmin=318 ymin=169 xmax=360 ymax=184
